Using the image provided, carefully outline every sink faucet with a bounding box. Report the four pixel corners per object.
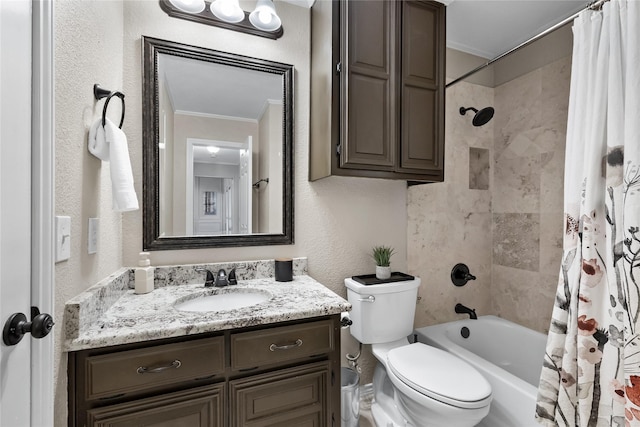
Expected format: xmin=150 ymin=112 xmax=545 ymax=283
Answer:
xmin=196 ymin=269 xmax=216 ymax=287
xmin=455 ymin=303 xmax=477 ymax=320
xmin=196 ymin=267 xmax=237 ymax=287
xmin=214 ymin=269 xmax=228 ymax=287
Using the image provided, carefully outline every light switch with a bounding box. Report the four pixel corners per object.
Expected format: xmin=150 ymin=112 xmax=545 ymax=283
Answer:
xmin=88 ymin=218 xmax=99 ymax=254
xmin=55 ymin=216 xmax=71 ymax=262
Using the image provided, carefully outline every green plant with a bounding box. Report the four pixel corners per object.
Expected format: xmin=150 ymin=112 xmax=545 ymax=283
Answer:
xmin=371 ymin=245 xmax=395 ymax=267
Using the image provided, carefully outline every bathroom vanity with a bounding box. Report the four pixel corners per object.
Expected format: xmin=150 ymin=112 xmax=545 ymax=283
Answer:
xmin=64 ymin=259 xmax=350 ymax=427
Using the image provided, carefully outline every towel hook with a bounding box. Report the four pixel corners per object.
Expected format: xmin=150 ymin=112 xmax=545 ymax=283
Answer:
xmin=94 ymin=84 xmax=125 ymax=129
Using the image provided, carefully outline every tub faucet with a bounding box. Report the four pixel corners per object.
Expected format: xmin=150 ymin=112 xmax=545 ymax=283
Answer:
xmin=455 ymin=303 xmax=477 ymax=320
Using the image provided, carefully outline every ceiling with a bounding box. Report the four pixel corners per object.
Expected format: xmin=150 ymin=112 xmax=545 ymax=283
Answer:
xmin=288 ymin=0 xmax=585 ymax=60
xmin=446 ymin=0 xmax=586 ymax=59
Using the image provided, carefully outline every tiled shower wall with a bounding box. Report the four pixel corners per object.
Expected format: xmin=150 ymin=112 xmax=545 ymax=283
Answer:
xmin=408 ymin=55 xmax=571 ymax=333
xmin=491 ymin=56 xmax=571 ymax=333
xmin=408 ymin=81 xmax=494 ymax=327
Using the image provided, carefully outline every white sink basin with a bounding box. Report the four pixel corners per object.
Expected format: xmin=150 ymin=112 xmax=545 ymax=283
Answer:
xmin=174 ymin=288 xmax=271 ymax=313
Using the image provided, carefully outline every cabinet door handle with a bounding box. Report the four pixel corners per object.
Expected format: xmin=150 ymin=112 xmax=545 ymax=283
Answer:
xmin=269 ymin=339 xmax=303 ymax=352
xmin=136 ymin=359 xmax=182 ymax=374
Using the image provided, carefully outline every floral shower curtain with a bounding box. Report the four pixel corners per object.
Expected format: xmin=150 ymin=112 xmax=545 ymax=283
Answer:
xmin=536 ymin=1 xmax=640 ymax=426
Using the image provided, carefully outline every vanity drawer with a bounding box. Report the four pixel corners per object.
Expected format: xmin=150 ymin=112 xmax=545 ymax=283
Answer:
xmin=84 ymin=336 xmax=224 ymax=400
xmin=231 ymin=320 xmax=334 ymax=370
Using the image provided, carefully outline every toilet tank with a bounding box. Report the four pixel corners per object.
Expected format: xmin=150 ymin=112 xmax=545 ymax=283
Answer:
xmin=345 ymin=277 xmax=421 ymax=344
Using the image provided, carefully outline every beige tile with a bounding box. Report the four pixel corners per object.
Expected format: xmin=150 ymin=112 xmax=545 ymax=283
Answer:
xmin=492 ymin=265 xmax=558 ymax=333
xmin=494 ymin=68 xmax=543 ymax=158
xmin=469 ymin=147 xmax=490 ymax=190
xmin=493 ymin=213 xmax=540 ymax=271
xmin=539 ymin=212 xmax=564 ymax=274
xmin=541 ymin=56 xmax=572 ymax=134
xmin=493 ymin=152 xmax=541 ymax=214
xmin=410 ymin=211 xmax=492 ymax=328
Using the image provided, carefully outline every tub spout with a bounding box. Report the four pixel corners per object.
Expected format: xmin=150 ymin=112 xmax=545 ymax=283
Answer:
xmin=455 ymin=303 xmax=477 ymax=320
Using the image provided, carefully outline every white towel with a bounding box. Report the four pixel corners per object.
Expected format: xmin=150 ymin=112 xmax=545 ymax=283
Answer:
xmin=88 ymin=118 xmax=139 ymax=212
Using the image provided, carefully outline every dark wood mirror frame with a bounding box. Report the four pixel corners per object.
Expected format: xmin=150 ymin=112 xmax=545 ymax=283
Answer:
xmin=142 ymin=36 xmax=294 ymax=250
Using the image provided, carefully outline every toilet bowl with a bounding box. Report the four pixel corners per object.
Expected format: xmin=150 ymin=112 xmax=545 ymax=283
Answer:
xmin=345 ymin=277 xmax=491 ymax=427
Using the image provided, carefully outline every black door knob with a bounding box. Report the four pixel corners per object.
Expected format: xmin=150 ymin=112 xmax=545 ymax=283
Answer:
xmin=3 ymin=309 xmax=55 ymax=346
xmin=31 ymin=313 xmax=55 ymax=339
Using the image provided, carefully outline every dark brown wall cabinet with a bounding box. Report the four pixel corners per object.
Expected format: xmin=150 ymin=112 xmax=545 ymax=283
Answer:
xmin=310 ymin=0 xmax=446 ymax=182
xmin=69 ymin=317 xmax=340 ymax=427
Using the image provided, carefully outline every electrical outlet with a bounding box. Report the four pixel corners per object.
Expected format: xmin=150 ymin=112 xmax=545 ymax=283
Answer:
xmin=55 ymin=216 xmax=71 ymax=262
xmin=88 ymin=218 xmax=99 ymax=254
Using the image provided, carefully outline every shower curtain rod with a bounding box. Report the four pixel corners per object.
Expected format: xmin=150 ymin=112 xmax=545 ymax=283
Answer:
xmin=446 ymin=0 xmax=610 ymax=88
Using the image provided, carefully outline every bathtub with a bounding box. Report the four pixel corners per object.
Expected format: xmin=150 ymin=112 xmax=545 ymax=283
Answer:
xmin=414 ymin=315 xmax=547 ymax=427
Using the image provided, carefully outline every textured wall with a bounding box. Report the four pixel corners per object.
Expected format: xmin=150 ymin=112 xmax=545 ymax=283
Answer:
xmin=491 ymin=56 xmax=570 ymax=333
xmin=55 ymin=1 xmax=407 ymax=423
xmin=54 ymin=1 xmax=125 ymax=425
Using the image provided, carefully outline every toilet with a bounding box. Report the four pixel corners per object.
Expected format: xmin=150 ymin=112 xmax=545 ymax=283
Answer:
xmin=345 ymin=277 xmax=492 ymax=427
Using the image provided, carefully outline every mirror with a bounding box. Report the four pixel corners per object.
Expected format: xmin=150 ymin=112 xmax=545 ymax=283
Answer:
xmin=142 ymin=36 xmax=294 ymax=250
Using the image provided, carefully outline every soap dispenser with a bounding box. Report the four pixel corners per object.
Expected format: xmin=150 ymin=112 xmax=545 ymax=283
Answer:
xmin=135 ymin=252 xmax=154 ymax=294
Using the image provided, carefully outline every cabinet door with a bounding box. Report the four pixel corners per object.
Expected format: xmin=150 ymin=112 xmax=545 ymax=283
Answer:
xmin=399 ymin=0 xmax=445 ymax=178
xmin=86 ymin=383 xmax=224 ymax=427
xmin=342 ymin=0 xmax=396 ymax=170
xmin=230 ymin=361 xmax=330 ymax=427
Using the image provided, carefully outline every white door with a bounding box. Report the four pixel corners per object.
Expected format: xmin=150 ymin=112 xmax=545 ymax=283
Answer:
xmin=1 ymin=1 xmax=54 ymax=426
xmin=193 ymin=176 xmax=224 ymax=235
xmin=0 ymin=0 xmax=34 ymax=425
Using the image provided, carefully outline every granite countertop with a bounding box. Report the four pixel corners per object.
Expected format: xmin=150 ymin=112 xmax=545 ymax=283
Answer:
xmin=64 ymin=260 xmax=351 ymax=352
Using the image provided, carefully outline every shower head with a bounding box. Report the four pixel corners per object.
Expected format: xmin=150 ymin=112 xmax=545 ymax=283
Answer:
xmin=460 ymin=106 xmax=494 ymax=127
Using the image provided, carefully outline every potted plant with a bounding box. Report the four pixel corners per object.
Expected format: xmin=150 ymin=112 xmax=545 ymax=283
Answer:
xmin=372 ymin=245 xmax=395 ymax=280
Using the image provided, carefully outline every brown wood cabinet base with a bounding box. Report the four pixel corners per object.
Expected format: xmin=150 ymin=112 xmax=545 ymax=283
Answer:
xmin=69 ymin=316 xmax=341 ymax=427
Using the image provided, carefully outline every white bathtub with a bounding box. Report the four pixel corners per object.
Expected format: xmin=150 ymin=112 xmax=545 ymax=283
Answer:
xmin=414 ymin=315 xmax=547 ymax=427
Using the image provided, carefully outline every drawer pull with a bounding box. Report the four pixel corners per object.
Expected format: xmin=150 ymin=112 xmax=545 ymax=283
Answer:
xmin=269 ymin=339 xmax=303 ymax=352
xmin=136 ymin=359 xmax=182 ymax=374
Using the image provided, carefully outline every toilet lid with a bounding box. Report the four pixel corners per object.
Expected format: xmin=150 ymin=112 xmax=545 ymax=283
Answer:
xmin=387 ymin=344 xmax=492 ymax=409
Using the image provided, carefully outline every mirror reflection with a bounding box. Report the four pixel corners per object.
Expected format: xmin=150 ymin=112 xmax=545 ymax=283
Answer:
xmin=143 ymin=37 xmax=294 ymax=250
xmin=158 ymin=55 xmax=283 ymax=236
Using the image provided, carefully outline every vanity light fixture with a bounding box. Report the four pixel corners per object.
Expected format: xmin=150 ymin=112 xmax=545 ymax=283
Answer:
xmin=167 ymin=0 xmax=206 ymax=13
xmin=159 ymin=0 xmax=283 ymax=40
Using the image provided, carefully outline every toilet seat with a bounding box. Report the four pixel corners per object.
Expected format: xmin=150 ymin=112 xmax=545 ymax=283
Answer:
xmin=387 ymin=343 xmax=492 ymax=409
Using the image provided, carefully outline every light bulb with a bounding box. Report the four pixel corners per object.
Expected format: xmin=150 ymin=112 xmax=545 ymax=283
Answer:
xmin=221 ymin=2 xmax=234 ymax=16
xmin=206 ymin=146 xmax=220 ymax=153
xmin=258 ymin=10 xmax=272 ymax=24
xmin=210 ymin=0 xmax=244 ymax=23
xmin=249 ymin=0 xmax=281 ymax=31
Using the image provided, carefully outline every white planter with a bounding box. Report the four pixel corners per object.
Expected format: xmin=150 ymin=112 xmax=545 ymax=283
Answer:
xmin=375 ymin=266 xmax=391 ymax=280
